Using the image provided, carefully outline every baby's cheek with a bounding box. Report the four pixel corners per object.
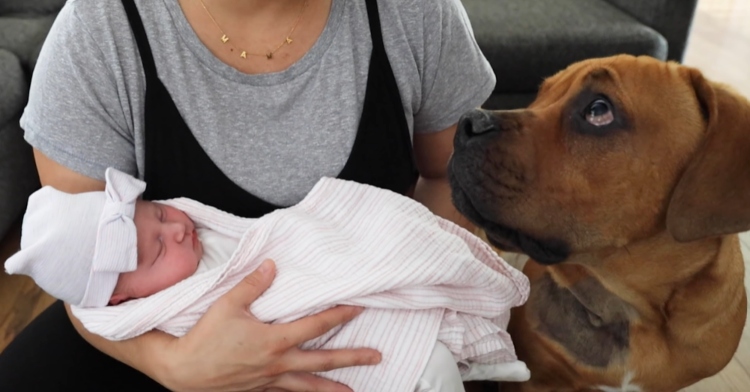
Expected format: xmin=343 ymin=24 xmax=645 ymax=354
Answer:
xmin=178 ymin=253 xmax=200 ymax=279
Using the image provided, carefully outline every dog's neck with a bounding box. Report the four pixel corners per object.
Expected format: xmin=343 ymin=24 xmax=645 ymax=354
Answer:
xmin=557 ymin=231 xmax=742 ymax=323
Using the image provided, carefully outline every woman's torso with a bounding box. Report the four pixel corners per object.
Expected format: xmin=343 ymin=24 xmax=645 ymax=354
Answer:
xmin=22 ymin=0 xmax=495 ymax=205
xmin=128 ymin=0 xmax=418 ymax=216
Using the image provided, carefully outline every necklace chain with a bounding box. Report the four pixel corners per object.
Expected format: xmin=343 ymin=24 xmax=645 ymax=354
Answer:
xmin=198 ymin=0 xmax=308 ymax=60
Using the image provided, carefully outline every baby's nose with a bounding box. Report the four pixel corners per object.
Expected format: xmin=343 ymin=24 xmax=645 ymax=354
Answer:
xmin=166 ymin=222 xmax=187 ymax=242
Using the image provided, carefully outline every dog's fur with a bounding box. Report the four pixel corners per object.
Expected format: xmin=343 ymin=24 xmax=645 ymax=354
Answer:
xmin=450 ymin=55 xmax=749 ymax=391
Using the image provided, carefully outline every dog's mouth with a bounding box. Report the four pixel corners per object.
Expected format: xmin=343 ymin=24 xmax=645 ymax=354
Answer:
xmin=449 ymin=169 xmax=571 ymax=265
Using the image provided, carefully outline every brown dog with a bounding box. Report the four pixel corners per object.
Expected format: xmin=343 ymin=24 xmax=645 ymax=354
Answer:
xmin=450 ymin=54 xmax=749 ymax=391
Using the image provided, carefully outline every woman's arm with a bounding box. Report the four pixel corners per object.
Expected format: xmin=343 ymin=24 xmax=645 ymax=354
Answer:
xmin=412 ymin=124 xmax=474 ymax=232
xmin=34 ymin=149 xmax=175 ymax=380
xmin=33 ymin=149 xmax=381 ymax=391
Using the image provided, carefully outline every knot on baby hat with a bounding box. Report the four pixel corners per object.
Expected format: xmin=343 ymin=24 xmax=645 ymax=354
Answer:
xmin=5 ymin=168 xmax=146 ymax=307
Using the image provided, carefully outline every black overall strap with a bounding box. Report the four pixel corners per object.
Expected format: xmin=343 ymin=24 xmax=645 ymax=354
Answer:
xmin=336 ymin=0 xmax=419 ymax=194
xmin=122 ymin=0 xmax=158 ymax=85
xmin=124 ymin=0 xmax=417 ymax=219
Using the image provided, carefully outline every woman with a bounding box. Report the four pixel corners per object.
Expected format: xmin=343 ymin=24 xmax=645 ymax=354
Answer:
xmin=0 ymin=0 xmax=495 ymax=390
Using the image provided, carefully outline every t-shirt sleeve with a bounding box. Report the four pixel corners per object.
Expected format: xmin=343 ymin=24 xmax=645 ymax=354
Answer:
xmin=20 ymin=1 xmax=139 ymax=181
xmin=413 ymin=0 xmax=496 ymax=133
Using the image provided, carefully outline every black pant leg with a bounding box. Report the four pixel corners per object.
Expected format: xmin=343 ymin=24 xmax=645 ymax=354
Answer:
xmin=0 ymin=300 xmax=168 ymax=391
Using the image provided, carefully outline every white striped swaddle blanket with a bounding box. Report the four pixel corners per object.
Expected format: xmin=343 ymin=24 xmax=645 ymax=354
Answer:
xmin=72 ymin=177 xmax=530 ymax=391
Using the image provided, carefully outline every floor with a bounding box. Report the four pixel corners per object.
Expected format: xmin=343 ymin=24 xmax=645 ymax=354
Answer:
xmin=0 ymin=225 xmax=55 ymax=351
xmin=683 ymin=0 xmax=750 ymax=98
xmin=0 ymin=0 xmax=749 ymax=390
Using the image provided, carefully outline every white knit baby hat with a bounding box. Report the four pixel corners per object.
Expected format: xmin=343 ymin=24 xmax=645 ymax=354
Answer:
xmin=5 ymin=168 xmax=146 ymax=308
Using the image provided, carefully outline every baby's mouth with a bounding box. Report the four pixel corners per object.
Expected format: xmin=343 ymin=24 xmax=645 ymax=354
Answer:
xmin=191 ymin=229 xmax=203 ymax=257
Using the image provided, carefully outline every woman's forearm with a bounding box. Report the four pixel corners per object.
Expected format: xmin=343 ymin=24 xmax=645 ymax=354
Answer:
xmin=414 ymin=176 xmax=474 ymax=232
xmin=65 ymin=303 xmax=173 ymax=383
xmin=412 ymin=124 xmax=475 ymax=233
xmin=37 ymin=152 xmax=174 ymax=385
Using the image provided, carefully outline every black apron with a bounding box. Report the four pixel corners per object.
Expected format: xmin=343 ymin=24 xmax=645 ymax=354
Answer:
xmin=123 ymin=0 xmax=418 ymax=217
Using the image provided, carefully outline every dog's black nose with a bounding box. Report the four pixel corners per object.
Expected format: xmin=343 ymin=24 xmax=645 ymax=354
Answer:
xmin=457 ymin=109 xmax=496 ymax=139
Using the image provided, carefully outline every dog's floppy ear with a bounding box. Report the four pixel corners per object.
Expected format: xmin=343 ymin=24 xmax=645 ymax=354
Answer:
xmin=666 ymin=69 xmax=750 ymax=242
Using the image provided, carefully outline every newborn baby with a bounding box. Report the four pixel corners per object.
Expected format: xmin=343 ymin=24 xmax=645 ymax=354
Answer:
xmin=6 ymin=167 xmax=516 ymax=392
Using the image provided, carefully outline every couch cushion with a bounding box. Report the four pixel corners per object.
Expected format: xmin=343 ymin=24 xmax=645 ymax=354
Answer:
xmin=463 ymin=0 xmax=668 ymax=93
xmin=0 ymin=15 xmax=57 ymax=72
xmin=0 ymin=49 xmax=28 ymax=125
xmin=0 ymin=48 xmax=36 ymax=238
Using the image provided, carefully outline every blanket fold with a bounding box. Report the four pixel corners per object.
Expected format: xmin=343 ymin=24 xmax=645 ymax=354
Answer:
xmin=72 ymin=178 xmax=530 ymax=391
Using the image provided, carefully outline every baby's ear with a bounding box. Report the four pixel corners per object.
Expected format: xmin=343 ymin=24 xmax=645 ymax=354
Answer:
xmin=109 ymin=293 xmax=129 ymax=306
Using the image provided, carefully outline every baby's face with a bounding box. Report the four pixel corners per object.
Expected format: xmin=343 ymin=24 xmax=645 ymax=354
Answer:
xmin=110 ymin=201 xmax=204 ymax=304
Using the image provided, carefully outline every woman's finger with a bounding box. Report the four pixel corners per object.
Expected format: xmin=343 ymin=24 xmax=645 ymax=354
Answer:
xmin=271 ymin=371 xmax=354 ymax=392
xmin=280 ymin=346 xmax=382 ymax=374
xmin=279 ymin=305 xmax=365 ymax=345
xmin=220 ymin=259 xmax=277 ymax=309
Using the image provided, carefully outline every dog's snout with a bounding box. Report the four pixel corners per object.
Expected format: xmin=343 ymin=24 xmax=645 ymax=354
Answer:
xmin=457 ymin=109 xmax=496 ymax=138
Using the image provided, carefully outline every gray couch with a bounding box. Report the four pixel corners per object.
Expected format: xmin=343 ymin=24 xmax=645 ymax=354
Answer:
xmin=0 ymin=0 xmax=65 ymax=239
xmin=463 ymin=0 xmax=699 ymax=109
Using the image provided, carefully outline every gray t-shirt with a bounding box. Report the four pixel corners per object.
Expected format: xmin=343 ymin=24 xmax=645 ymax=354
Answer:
xmin=22 ymin=0 xmax=495 ymax=205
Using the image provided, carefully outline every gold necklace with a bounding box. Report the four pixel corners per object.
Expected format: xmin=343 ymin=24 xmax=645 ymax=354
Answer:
xmin=198 ymin=0 xmax=308 ymax=60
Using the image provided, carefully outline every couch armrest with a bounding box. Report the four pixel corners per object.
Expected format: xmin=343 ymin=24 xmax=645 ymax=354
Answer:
xmin=0 ymin=0 xmax=66 ymax=16
xmin=603 ymin=0 xmax=698 ymax=61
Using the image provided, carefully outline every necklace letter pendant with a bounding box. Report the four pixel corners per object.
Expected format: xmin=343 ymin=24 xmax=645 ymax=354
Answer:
xmin=221 ymin=34 xmax=229 ymax=43
xmin=240 ymin=51 xmax=247 ymax=59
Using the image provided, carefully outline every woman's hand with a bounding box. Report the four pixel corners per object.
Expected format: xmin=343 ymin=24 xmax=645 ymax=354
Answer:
xmin=159 ymin=259 xmax=382 ymax=392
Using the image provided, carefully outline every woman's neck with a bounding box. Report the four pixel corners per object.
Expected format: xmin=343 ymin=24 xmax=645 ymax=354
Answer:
xmin=178 ymin=0 xmax=331 ymax=74
xmin=196 ymin=0 xmax=307 ymax=30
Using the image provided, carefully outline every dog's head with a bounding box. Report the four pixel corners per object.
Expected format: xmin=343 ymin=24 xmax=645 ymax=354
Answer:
xmin=449 ymin=55 xmax=750 ymax=264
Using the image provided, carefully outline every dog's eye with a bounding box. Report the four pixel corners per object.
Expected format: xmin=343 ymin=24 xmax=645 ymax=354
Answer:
xmin=584 ymin=99 xmax=614 ymax=126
